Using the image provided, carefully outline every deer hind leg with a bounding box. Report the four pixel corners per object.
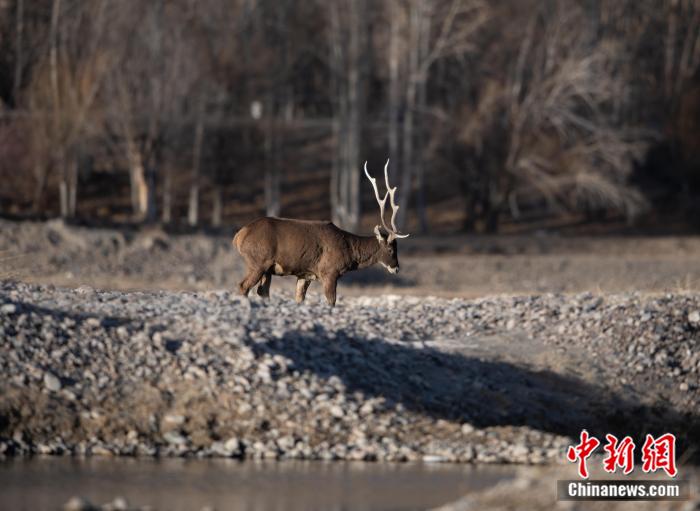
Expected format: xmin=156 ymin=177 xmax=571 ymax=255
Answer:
xmin=239 ymin=267 xmax=265 ymax=297
xmin=295 ymin=278 xmax=311 ymax=304
xmin=257 ymin=271 xmax=272 ymax=298
xmin=321 ymin=274 xmax=338 ymax=307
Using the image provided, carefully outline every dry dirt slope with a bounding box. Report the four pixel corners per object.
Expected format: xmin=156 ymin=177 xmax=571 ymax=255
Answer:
xmin=2 ymin=218 xmax=700 ymax=297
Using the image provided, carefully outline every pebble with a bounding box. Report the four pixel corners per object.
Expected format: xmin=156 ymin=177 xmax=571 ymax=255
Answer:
xmin=329 ymin=405 xmax=345 ymax=419
xmin=1 ymin=303 xmax=17 ymax=314
xmin=63 ymin=496 xmax=96 ymax=511
xmin=224 ymin=437 xmax=241 ymax=453
xmin=461 ymin=423 xmax=475 ymax=434
xmin=102 ymin=496 xmax=129 ymax=511
xmin=163 ymin=432 xmax=187 ymax=446
xmin=43 ymin=372 xmax=62 ymax=392
xmin=422 ymin=454 xmax=447 ymax=463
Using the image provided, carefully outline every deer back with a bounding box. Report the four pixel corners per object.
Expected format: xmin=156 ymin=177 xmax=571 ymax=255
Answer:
xmin=234 ymin=217 xmax=353 ymax=275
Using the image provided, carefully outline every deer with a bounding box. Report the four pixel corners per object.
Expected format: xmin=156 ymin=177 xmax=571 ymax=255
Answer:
xmin=232 ymin=159 xmax=409 ymax=306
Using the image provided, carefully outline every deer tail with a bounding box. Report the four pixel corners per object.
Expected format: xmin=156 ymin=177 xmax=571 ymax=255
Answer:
xmin=232 ymin=227 xmax=247 ymax=251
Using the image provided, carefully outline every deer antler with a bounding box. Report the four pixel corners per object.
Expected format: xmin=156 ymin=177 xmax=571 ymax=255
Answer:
xmin=383 ymin=159 xmax=409 ymax=237
xmin=364 ymin=159 xmax=410 ymax=239
xmin=364 ymin=161 xmax=391 ymax=233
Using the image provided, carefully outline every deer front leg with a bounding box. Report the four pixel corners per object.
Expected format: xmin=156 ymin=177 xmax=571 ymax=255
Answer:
xmin=257 ymin=271 xmax=272 ymax=298
xmin=321 ymin=274 xmax=338 ymax=306
xmin=295 ymin=278 xmax=311 ymax=304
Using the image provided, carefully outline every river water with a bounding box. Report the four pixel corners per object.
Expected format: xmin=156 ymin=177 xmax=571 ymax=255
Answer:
xmin=0 ymin=457 xmax=515 ymax=511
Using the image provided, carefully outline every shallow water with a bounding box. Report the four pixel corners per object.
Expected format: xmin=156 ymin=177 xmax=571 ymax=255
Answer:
xmin=0 ymin=457 xmax=516 ymax=511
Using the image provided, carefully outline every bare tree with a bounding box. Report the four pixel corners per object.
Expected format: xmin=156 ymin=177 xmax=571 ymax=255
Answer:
xmin=328 ymin=0 xmax=368 ymax=232
xmin=384 ymin=0 xmax=488 ymax=231
xmin=13 ymin=0 xmax=24 ymax=104
xmin=187 ymin=96 xmax=206 ymax=226
xmin=1 ymin=0 xmax=697 ymax=230
xmin=103 ymin=0 xmax=202 ymax=223
xmin=26 ymin=0 xmax=109 ymax=218
xmin=458 ymin=2 xmax=650 ymax=231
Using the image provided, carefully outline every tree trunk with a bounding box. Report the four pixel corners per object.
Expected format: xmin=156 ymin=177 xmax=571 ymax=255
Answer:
xmin=187 ymin=183 xmax=198 ymax=226
xmin=32 ymin=161 xmax=48 ymax=213
xmin=399 ymin=79 xmax=416 ymax=231
xmin=397 ymin=0 xmax=422 ymax=231
xmin=58 ymin=156 xmax=77 ymax=219
xmin=329 ymin=3 xmax=345 ymax=226
xmin=388 ymin=2 xmax=401 ymax=175
xmin=346 ymin=0 xmax=361 ymax=231
xmin=330 ymin=118 xmax=342 ymax=225
xmin=264 ymin=96 xmax=281 ymax=217
xmin=211 ymin=188 xmax=222 ymax=227
xmin=59 ymin=181 xmax=68 ymax=218
xmin=145 ymin=158 xmax=158 ymax=223
xmin=484 ymin=177 xmax=502 ymax=233
xmin=264 ymin=167 xmax=280 ymax=217
xmin=463 ymin=193 xmax=477 ymax=232
xmin=162 ymin=165 xmax=172 ymax=223
xmin=13 ymin=0 xmax=24 ymax=105
xmin=67 ymin=155 xmax=77 ymax=217
xmin=50 ymin=0 xmax=63 ymax=218
xmin=343 ymin=0 xmax=366 ymax=232
xmin=664 ymin=2 xmax=678 ymax=100
xmin=49 ymin=0 xmax=61 ymax=111
xmin=126 ymin=142 xmax=149 ymax=221
xmin=188 ymin=100 xmax=205 ymax=226
xmin=327 ymin=0 xmax=366 ymax=231
xmin=414 ymin=6 xmax=430 ymax=233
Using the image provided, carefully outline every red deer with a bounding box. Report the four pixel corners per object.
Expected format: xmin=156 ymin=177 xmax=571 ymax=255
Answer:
xmin=233 ymin=160 xmax=409 ymax=305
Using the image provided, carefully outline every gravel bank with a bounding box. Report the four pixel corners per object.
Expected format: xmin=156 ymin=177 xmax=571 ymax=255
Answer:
xmin=1 ymin=281 xmax=698 ymax=463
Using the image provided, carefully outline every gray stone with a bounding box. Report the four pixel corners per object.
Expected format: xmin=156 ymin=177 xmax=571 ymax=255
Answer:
xmin=688 ymin=311 xmax=700 ymax=325
xmin=43 ymin=372 xmax=62 ymax=392
xmin=1 ymin=303 xmax=17 ymax=314
xmin=224 ymin=437 xmax=241 ymax=453
xmin=162 ymin=414 xmax=185 ymax=427
xmin=62 ymin=496 xmax=96 ymax=511
xmin=422 ymin=454 xmax=447 ymax=463
xmin=102 ymin=496 xmax=129 ymax=511
xmin=163 ymin=432 xmax=187 ymax=446
xmin=329 ymin=405 xmax=345 ymax=419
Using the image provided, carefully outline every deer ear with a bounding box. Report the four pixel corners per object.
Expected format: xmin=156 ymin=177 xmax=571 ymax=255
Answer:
xmin=374 ymin=225 xmax=386 ymax=242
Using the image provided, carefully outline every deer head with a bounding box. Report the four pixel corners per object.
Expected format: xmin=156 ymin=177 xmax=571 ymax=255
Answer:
xmin=364 ymin=159 xmax=409 ymax=274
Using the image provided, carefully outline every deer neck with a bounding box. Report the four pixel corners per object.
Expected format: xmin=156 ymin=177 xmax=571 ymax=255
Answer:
xmin=349 ymin=234 xmax=382 ymax=269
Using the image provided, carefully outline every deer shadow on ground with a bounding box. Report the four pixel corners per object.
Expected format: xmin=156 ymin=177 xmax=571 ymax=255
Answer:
xmin=340 ymin=266 xmax=416 ymax=287
xmin=252 ymin=326 xmax=700 ymax=459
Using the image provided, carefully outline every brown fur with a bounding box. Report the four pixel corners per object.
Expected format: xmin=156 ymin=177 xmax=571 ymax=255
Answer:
xmin=233 ymin=217 xmax=401 ymax=306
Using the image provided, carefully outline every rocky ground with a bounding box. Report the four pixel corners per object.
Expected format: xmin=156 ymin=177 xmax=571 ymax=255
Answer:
xmin=1 ymin=280 xmax=698 ymax=466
